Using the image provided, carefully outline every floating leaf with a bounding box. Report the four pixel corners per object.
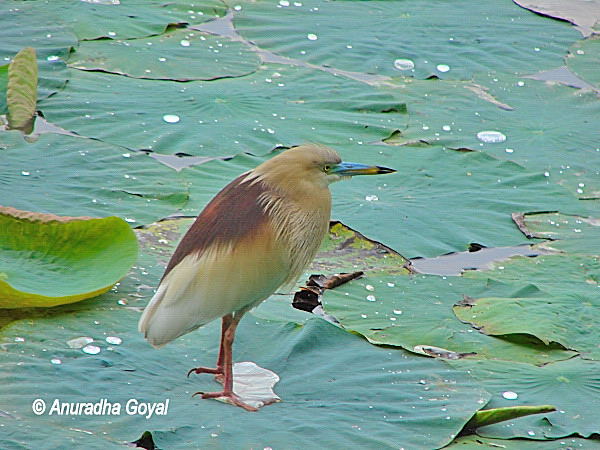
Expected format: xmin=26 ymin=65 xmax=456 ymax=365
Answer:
xmin=449 ymin=358 xmax=600 ymax=439
xmin=454 ymin=294 xmax=600 ymax=358
xmin=234 ymin=0 xmax=578 ymax=80
xmin=322 ymin=272 xmax=576 ymax=364
xmin=69 ymin=28 xmax=260 ymax=81
xmin=567 ymin=36 xmax=600 ymax=90
xmin=39 ymin=65 xmax=409 ymax=156
xmin=516 ymin=212 xmax=600 ymax=254
xmin=0 ymin=207 xmax=138 ymax=308
xmin=0 ymin=131 xmax=188 ymax=225
xmin=447 ymin=435 xmax=596 ymax=448
xmin=13 ymin=0 xmax=226 ymax=41
xmin=329 ymin=144 xmax=588 ymax=258
xmin=6 ymin=47 xmax=37 ymax=133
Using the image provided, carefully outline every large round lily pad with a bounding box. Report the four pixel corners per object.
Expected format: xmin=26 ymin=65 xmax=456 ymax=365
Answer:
xmin=516 ymin=212 xmax=600 ymax=255
xmin=0 ymin=131 xmax=188 ymax=225
xmin=26 ymin=0 xmax=227 ymax=41
xmin=0 ymin=207 xmax=138 ymax=308
xmin=328 ymin=144 xmax=588 ymax=258
xmin=69 ymin=27 xmax=260 ymax=81
xmin=39 ymin=65 xmax=409 ymax=156
xmin=449 ymin=358 xmax=600 ymax=439
xmin=322 ymin=271 xmax=576 ymax=365
xmin=567 ymin=36 xmax=600 ymax=90
xmin=233 ymin=0 xmax=578 ymax=80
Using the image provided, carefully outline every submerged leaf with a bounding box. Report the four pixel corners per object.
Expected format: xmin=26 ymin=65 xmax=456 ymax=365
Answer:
xmin=6 ymin=47 xmax=37 ymax=133
xmin=0 ymin=206 xmax=138 ymax=308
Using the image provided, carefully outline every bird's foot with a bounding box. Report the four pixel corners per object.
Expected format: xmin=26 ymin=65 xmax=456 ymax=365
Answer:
xmin=187 ymin=366 xmax=223 ymax=377
xmin=192 ymin=390 xmax=258 ymax=412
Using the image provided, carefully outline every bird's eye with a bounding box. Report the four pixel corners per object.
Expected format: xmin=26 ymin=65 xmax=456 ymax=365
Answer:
xmin=323 ymin=165 xmax=331 ymax=172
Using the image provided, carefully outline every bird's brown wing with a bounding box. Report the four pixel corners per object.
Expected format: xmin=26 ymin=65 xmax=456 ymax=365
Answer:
xmin=138 ymin=172 xmax=291 ymax=347
xmin=161 ymin=172 xmax=271 ymax=282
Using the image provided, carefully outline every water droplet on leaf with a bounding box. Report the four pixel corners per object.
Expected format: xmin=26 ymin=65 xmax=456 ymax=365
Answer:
xmin=476 ymin=130 xmax=506 ymax=143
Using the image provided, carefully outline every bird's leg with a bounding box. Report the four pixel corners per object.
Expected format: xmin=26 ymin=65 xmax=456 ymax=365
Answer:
xmin=187 ymin=314 xmax=232 ymax=379
xmin=193 ymin=310 xmax=258 ymax=412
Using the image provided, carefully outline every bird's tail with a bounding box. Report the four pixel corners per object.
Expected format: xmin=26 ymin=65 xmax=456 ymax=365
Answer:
xmin=137 ymin=283 xmax=171 ymax=348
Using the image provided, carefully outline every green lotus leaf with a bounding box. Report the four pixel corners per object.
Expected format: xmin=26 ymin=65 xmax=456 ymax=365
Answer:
xmin=454 ymin=294 xmax=600 ymax=359
xmin=39 ymin=65 xmax=409 ymax=156
xmin=328 ymin=144 xmax=588 ymax=258
xmin=464 ymin=253 xmax=600 ymax=299
xmin=567 ymin=36 xmax=600 ymax=89
xmin=466 ymin=74 xmax=600 ymax=201
xmin=449 ymin=358 xmax=600 ymax=439
xmin=322 ymin=271 xmax=576 ymax=364
xmin=69 ymin=27 xmax=260 ymax=81
xmin=233 ymin=0 xmax=578 ymax=80
xmin=16 ymin=0 xmax=226 ymax=41
xmin=0 ymin=131 xmax=188 ymax=225
xmin=377 ymin=74 xmax=600 ymax=202
xmin=447 ymin=435 xmax=598 ymax=449
xmin=516 ymin=212 xmax=600 ymax=255
xmin=6 ymin=47 xmax=38 ymax=133
xmin=0 ymin=207 xmax=138 ymax=308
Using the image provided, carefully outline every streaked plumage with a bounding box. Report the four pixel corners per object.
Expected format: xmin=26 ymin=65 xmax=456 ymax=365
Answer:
xmin=138 ymin=143 xmax=394 ymax=411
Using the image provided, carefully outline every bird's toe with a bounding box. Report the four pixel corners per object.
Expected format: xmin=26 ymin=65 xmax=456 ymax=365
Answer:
xmin=193 ymin=390 xmax=258 ymax=412
xmin=187 ymin=366 xmax=223 ymax=378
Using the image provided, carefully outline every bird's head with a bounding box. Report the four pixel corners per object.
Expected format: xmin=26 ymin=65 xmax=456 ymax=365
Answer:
xmin=254 ymin=144 xmax=396 ymax=190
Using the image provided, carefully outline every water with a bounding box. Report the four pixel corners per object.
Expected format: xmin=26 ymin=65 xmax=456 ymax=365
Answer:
xmin=525 ymin=66 xmax=594 ymax=90
xmin=393 ymin=59 xmax=415 ymax=71
xmin=105 ymin=336 xmax=122 ymax=345
xmin=162 ymin=114 xmax=180 ymax=123
xmin=436 ymin=64 xmax=450 ymax=72
xmin=502 ymin=391 xmax=518 ymax=400
xmin=307 ymin=33 xmax=318 ymax=41
xmin=82 ymin=344 xmax=101 ymax=355
xmin=411 ymin=245 xmax=546 ymax=276
xmin=476 ymin=130 xmax=507 ymax=143
xmin=67 ymin=336 xmax=93 ymax=349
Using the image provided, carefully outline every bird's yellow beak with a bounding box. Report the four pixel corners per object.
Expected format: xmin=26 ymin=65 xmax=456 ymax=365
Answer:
xmin=329 ymin=161 xmax=396 ymax=176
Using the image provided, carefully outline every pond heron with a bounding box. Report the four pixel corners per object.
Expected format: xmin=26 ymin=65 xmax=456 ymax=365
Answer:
xmin=138 ymin=144 xmax=395 ymax=411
